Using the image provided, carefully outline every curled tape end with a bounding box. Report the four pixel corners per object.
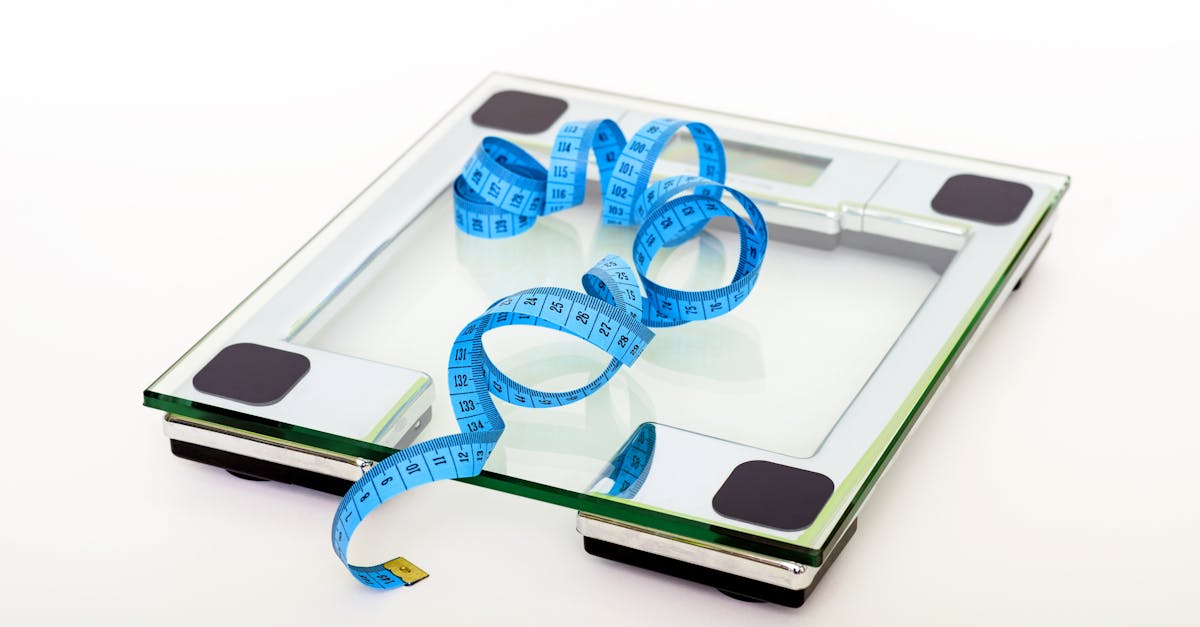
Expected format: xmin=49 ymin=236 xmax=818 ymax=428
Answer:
xmin=383 ymin=557 xmax=430 ymax=585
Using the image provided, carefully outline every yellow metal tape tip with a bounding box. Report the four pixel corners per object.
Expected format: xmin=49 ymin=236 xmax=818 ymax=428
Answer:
xmin=383 ymin=557 xmax=429 ymax=585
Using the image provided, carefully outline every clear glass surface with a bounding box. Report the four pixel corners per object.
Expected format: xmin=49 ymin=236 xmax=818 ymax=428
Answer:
xmin=297 ymin=184 xmax=943 ymax=493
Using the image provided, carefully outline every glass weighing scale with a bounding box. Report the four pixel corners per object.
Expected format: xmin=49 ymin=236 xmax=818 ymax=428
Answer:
xmin=144 ymin=73 xmax=1069 ymax=607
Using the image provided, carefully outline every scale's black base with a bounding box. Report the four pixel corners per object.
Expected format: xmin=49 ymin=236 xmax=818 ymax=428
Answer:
xmin=583 ymin=519 xmax=858 ymax=608
xmin=169 ymin=440 xmax=354 ymax=496
xmin=172 ymin=438 xmax=854 ymax=606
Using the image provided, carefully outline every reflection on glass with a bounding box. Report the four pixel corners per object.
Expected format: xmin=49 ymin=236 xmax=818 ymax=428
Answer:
xmin=591 ymin=423 xmax=657 ymax=499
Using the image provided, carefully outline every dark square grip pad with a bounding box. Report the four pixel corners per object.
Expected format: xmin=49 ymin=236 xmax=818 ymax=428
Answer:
xmin=471 ymin=90 xmax=568 ymax=134
xmin=712 ymin=460 xmax=835 ymax=531
xmin=931 ymin=173 xmax=1033 ymax=225
xmin=192 ymin=343 xmax=310 ymax=406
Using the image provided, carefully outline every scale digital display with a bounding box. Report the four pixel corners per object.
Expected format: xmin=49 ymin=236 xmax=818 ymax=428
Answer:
xmin=660 ymin=134 xmax=832 ymax=186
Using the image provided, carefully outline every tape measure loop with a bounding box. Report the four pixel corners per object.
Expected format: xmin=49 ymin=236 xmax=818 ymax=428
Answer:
xmin=603 ymin=119 xmax=726 ymax=226
xmin=453 ymin=176 xmax=537 ymax=238
xmin=546 ymin=119 xmax=626 ymax=214
xmin=630 ymin=179 xmax=768 ymax=328
xmin=462 ymin=137 xmax=547 ymax=218
xmin=582 ymin=254 xmax=646 ymax=325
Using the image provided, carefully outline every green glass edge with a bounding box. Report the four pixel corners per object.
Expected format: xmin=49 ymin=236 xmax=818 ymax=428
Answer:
xmin=796 ymin=185 xmax=1067 ymax=554
xmin=145 ymin=390 xmax=822 ymax=564
xmin=363 ymin=377 xmax=430 ymax=442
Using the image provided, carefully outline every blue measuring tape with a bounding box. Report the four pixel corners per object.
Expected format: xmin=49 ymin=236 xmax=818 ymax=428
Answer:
xmin=332 ymin=117 xmax=768 ymax=590
xmin=604 ymin=423 xmax=657 ymax=499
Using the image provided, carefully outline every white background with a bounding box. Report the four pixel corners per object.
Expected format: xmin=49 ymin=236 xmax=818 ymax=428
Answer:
xmin=1 ymin=1 xmax=1197 ymax=625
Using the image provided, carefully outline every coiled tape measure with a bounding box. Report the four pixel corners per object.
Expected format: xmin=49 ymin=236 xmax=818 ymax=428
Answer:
xmin=332 ymin=117 xmax=769 ymax=590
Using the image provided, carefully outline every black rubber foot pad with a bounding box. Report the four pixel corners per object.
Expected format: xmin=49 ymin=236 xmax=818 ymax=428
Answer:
xmin=719 ymin=589 xmax=767 ymax=603
xmin=227 ymin=470 xmax=270 ymax=482
xmin=170 ymin=440 xmax=352 ymax=496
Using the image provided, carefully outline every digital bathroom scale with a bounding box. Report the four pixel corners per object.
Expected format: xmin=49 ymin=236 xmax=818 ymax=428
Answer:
xmin=144 ymin=73 xmax=1069 ymax=607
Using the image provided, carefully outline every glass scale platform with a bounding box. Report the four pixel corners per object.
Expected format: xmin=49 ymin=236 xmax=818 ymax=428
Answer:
xmin=144 ymin=74 xmax=1069 ymax=606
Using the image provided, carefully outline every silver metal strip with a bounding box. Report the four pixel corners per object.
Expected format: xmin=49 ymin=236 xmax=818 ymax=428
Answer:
xmin=163 ymin=414 xmax=372 ymax=482
xmin=577 ymin=512 xmax=822 ymax=591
